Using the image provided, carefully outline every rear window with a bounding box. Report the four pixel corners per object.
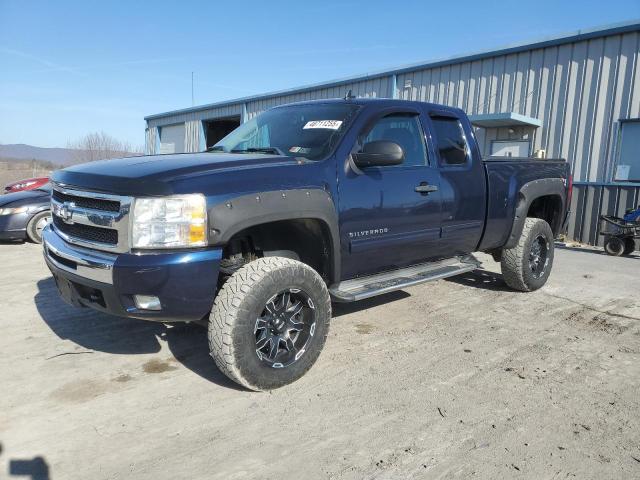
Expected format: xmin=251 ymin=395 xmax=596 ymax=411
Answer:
xmin=431 ymin=116 xmax=469 ymax=165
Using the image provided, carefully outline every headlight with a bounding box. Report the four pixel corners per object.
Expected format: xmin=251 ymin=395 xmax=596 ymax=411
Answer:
xmin=132 ymin=194 xmax=207 ymax=248
xmin=0 ymin=206 xmax=28 ymax=215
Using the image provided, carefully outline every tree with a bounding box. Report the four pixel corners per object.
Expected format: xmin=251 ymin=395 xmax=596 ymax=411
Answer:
xmin=67 ymin=131 xmax=142 ymax=164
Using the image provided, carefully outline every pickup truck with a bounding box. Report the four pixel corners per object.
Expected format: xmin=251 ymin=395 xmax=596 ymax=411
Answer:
xmin=43 ymin=98 xmax=571 ymax=391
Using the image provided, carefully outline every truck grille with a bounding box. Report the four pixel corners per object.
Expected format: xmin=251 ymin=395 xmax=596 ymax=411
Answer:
xmin=52 ymin=216 xmax=118 ymax=245
xmin=52 ymin=189 xmax=120 ymax=213
xmin=51 ymin=184 xmax=133 ymax=253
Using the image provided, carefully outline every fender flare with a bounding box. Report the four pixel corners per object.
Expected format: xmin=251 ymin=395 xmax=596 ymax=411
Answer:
xmin=208 ymin=189 xmax=341 ymax=282
xmin=505 ymin=178 xmax=566 ymax=249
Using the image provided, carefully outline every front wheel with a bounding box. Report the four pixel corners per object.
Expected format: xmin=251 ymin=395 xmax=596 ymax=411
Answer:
xmin=501 ymin=218 xmax=554 ymax=292
xmin=26 ymin=210 xmax=50 ymax=243
xmin=208 ymin=257 xmax=331 ymax=391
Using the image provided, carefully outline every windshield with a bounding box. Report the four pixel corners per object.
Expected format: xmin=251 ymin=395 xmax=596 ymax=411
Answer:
xmin=212 ymin=103 xmax=360 ymax=161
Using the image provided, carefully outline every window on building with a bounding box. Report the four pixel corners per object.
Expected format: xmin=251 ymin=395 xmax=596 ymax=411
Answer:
xmin=361 ymin=114 xmax=428 ymax=167
xmin=159 ymin=123 xmax=185 ymax=154
xmin=614 ymin=121 xmax=640 ymax=182
xmin=491 ymin=140 xmax=530 ymax=157
xmin=430 ymin=116 xmax=469 ymax=165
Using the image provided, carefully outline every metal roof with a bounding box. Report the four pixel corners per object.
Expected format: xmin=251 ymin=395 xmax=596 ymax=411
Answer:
xmin=145 ymin=19 xmax=640 ymax=121
xmin=468 ymin=112 xmax=543 ymax=128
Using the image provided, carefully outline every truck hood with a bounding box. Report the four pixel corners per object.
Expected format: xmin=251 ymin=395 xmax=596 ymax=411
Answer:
xmin=52 ymin=152 xmax=304 ymax=196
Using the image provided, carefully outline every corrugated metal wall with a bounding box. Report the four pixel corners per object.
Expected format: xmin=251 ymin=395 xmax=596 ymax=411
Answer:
xmin=245 ymin=77 xmax=391 ymax=120
xmin=147 ymin=104 xmax=243 ymax=153
xmin=570 ymin=184 xmax=640 ymax=247
xmin=395 ymin=31 xmax=640 ymax=183
xmin=144 ymin=24 xmax=640 ymax=248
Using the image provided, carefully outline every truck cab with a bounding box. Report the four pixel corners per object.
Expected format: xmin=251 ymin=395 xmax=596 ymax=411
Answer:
xmin=43 ymin=98 xmax=570 ymax=390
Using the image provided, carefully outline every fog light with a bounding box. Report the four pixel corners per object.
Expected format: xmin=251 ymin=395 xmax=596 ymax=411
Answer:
xmin=134 ymin=295 xmax=161 ymax=310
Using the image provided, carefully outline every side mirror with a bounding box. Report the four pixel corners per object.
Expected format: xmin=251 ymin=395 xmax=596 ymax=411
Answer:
xmin=352 ymin=141 xmax=404 ymax=168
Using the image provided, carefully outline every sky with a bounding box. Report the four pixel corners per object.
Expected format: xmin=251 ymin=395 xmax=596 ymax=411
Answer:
xmin=1 ymin=0 xmax=639 ymax=149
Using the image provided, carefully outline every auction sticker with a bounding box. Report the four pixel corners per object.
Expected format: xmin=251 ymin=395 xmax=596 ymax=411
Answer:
xmin=303 ymin=120 xmax=343 ymax=130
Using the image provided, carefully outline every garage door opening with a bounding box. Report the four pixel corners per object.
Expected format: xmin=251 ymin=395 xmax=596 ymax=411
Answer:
xmin=204 ymin=117 xmax=241 ymax=150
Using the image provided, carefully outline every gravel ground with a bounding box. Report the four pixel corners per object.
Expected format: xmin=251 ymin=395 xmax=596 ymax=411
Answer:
xmin=1 ymin=242 xmax=639 ymax=479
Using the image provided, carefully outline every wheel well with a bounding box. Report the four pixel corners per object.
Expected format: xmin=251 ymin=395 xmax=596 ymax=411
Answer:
xmin=221 ymin=219 xmax=334 ymax=283
xmin=527 ymin=195 xmax=563 ymax=235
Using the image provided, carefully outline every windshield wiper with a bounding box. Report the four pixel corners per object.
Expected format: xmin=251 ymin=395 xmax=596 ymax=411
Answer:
xmin=230 ymin=147 xmax=282 ymax=155
xmin=207 ymin=145 xmax=225 ymax=152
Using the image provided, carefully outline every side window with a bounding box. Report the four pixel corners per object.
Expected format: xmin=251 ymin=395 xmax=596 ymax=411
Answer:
xmin=430 ymin=116 xmax=469 ymax=166
xmin=361 ymin=114 xmax=428 ymax=167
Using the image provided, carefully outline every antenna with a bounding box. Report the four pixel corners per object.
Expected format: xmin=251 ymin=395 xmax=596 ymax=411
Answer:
xmin=191 ymin=71 xmax=194 ymax=106
xmin=344 ymin=89 xmax=355 ymax=100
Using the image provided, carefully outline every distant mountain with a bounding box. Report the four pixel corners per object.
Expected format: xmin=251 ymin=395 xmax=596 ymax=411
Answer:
xmin=0 ymin=144 xmax=81 ymax=166
xmin=0 ymin=143 xmax=142 ymax=167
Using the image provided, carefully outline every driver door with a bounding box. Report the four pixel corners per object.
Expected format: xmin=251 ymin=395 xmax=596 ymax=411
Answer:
xmin=338 ymin=110 xmax=443 ymax=279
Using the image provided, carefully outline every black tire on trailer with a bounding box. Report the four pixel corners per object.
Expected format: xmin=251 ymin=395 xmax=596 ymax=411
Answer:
xmin=208 ymin=256 xmax=331 ymax=391
xmin=603 ymin=236 xmax=625 ymax=256
xmin=500 ymin=217 xmax=555 ymax=292
xmin=26 ymin=210 xmax=50 ymax=244
xmin=623 ymin=237 xmax=636 ymax=255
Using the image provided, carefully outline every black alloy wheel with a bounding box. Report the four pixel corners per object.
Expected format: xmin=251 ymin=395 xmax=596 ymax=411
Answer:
xmin=528 ymin=234 xmax=550 ymax=278
xmin=254 ymin=288 xmax=316 ymax=368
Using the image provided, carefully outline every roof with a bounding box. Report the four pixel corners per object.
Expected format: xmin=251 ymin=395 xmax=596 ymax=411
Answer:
xmin=145 ymin=19 xmax=640 ymax=121
xmin=468 ymin=112 xmax=543 ymax=128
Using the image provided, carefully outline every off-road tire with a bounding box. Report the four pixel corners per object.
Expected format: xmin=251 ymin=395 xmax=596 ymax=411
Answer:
xmin=501 ymin=218 xmax=554 ymax=292
xmin=208 ymin=257 xmax=331 ymax=391
xmin=603 ymin=236 xmax=625 ymax=256
xmin=26 ymin=210 xmax=50 ymax=243
xmin=623 ymin=237 xmax=636 ymax=256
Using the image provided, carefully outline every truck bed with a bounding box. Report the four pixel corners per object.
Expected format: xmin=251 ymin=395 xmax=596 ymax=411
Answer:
xmin=479 ymin=157 xmax=570 ymax=251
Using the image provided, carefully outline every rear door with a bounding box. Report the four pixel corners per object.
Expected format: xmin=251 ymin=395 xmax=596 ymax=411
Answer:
xmin=338 ymin=107 xmax=443 ymax=279
xmin=423 ymin=109 xmax=486 ymax=256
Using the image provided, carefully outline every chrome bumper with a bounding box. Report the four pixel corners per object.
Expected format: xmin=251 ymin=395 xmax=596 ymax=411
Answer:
xmin=42 ymin=224 xmax=117 ymax=284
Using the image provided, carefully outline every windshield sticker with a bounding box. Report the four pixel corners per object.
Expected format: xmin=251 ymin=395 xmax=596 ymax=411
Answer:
xmin=303 ymin=120 xmax=343 ymax=130
xmin=289 ymin=146 xmax=311 ymax=154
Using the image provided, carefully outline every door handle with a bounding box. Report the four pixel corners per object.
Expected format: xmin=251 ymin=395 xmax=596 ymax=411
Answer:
xmin=415 ymin=183 xmax=438 ymax=194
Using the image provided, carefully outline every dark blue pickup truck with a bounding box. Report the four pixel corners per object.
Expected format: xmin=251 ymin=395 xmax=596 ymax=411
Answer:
xmin=43 ymin=98 xmax=571 ymax=390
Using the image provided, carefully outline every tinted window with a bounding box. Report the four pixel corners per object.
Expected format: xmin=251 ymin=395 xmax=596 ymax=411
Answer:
xmin=362 ymin=114 xmax=427 ymax=167
xmin=431 ymin=116 xmax=469 ymax=165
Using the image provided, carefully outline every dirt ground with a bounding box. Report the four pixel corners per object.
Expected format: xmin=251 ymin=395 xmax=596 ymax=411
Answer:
xmin=1 ymin=242 xmax=639 ymax=479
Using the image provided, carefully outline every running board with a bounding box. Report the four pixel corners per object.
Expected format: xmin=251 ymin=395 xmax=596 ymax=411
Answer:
xmin=329 ymin=255 xmax=480 ymax=302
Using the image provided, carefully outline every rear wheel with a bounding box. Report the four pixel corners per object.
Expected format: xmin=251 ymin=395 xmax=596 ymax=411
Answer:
xmin=501 ymin=218 xmax=554 ymax=292
xmin=26 ymin=211 xmax=50 ymax=243
xmin=623 ymin=237 xmax=636 ymax=255
xmin=208 ymin=257 xmax=331 ymax=391
xmin=603 ymin=236 xmax=625 ymax=256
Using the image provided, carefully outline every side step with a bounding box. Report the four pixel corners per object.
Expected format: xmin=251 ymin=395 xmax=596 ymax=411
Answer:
xmin=329 ymin=255 xmax=480 ymax=302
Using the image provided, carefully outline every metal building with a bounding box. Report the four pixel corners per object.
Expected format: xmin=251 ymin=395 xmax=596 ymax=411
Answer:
xmin=145 ymin=20 xmax=640 ymax=247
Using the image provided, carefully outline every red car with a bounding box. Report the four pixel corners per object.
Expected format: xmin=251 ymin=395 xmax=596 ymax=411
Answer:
xmin=4 ymin=177 xmax=49 ymax=193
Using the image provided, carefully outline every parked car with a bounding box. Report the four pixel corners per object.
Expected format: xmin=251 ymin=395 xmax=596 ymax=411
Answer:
xmin=43 ymin=98 xmax=571 ymax=390
xmin=4 ymin=176 xmax=49 ymax=193
xmin=0 ymin=184 xmax=51 ymax=243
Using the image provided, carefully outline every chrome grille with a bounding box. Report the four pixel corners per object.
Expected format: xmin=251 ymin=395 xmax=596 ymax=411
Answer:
xmin=52 ymin=189 xmax=120 ymax=212
xmin=51 ymin=184 xmax=132 ymax=253
xmin=52 ymin=216 xmax=118 ymax=244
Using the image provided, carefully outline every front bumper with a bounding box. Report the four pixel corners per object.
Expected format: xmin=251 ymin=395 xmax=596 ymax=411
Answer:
xmin=0 ymin=213 xmax=29 ymax=240
xmin=42 ymin=225 xmax=222 ymax=322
